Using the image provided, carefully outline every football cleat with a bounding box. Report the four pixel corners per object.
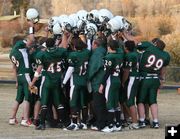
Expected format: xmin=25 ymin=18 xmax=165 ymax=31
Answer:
xmin=63 ymin=123 xmax=79 ymax=131
xmin=145 ymin=119 xmax=151 ymax=126
xmin=139 ymin=120 xmax=146 ymax=128
xmin=90 ymin=125 xmax=98 ymax=131
xmin=113 ymin=122 xmax=122 ymax=131
xmin=36 ymin=124 xmax=45 ymax=130
xmin=129 ymin=123 xmax=140 ymax=129
xmin=78 ymin=123 xmax=87 ymax=130
xmin=101 ymin=126 xmax=114 ymax=133
xmin=9 ymin=118 xmax=18 ymax=125
xmin=21 ymin=119 xmax=34 ymax=127
xmin=151 ymin=122 xmax=159 ymax=129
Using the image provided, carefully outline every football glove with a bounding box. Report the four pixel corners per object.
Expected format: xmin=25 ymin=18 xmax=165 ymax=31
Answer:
xmin=29 ymin=85 xmax=38 ymax=95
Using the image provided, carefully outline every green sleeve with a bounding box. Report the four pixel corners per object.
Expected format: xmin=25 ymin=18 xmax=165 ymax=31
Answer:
xmin=35 ymin=51 xmax=44 ymax=66
xmin=137 ymin=41 xmax=154 ymax=51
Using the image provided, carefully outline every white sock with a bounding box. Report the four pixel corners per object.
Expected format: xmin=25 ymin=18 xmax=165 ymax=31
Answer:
xmin=153 ymin=119 xmax=158 ymax=122
xmin=139 ymin=118 xmax=145 ymax=122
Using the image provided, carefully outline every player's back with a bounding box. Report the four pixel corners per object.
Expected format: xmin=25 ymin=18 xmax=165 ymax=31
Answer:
xmin=9 ymin=41 xmax=30 ymax=74
xmin=68 ymin=48 xmax=91 ymax=86
xmin=40 ymin=47 xmax=67 ymax=82
xmin=104 ymin=52 xmax=124 ymax=83
xmin=124 ymin=51 xmax=140 ymax=77
xmin=140 ymin=43 xmax=170 ymax=76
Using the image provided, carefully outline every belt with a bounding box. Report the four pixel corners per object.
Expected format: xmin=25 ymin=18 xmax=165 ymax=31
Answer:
xmin=17 ymin=73 xmax=29 ymax=76
xmin=129 ymin=76 xmax=140 ymax=79
xmin=147 ymin=73 xmax=158 ymax=76
xmin=140 ymin=76 xmax=159 ymax=79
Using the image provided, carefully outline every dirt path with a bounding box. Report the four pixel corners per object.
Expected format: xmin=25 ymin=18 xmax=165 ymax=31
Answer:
xmin=0 ymin=84 xmax=180 ymax=139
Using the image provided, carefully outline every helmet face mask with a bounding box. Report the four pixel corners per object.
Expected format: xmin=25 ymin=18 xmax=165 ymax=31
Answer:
xmin=85 ymin=23 xmax=97 ymax=39
xmin=98 ymin=9 xmax=113 ymax=23
xmin=77 ymin=20 xmax=88 ymax=34
xmin=59 ymin=16 xmax=74 ymax=32
xmin=48 ymin=17 xmax=59 ymax=32
xmin=87 ymin=9 xmax=99 ymax=23
xmin=114 ymin=16 xmax=132 ymax=32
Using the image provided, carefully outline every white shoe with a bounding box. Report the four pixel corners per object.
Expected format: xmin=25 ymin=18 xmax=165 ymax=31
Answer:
xmin=101 ymin=126 xmax=113 ymax=133
xmin=21 ymin=119 xmax=34 ymax=127
xmin=113 ymin=125 xmax=122 ymax=131
xmin=9 ymin=118 xmax=18 ymax=125
xmin=78 ymin=123 xmax=87 ymax=130
xmin=129 ymin=123 xmax=140 ymax=129
xmin=91 ymin=125 xmax=98 ymax=131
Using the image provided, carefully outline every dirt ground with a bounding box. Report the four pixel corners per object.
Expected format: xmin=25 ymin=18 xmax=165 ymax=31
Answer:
xmin=0 ymin=84 xmax=180 ymax=139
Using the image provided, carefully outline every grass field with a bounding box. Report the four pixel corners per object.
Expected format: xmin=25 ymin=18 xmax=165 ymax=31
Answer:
xmin=0 ymin=84 xmax=180 ymax=139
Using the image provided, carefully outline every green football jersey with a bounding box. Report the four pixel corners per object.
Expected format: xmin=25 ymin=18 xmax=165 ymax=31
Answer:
xmin=9 ymin=41 xmax=31 ymax=74
xmin=103 ymin=52 xmax=124 ymax=84
xmin=36 ymin=47 xmax=67 ymax=83
xmin=68 ymin=48 xmax=91 ymax=86
xmin=124 ymin=51 xmax=140 ymax=76
xmin=138 ymin=41 xmax=170 ymax=76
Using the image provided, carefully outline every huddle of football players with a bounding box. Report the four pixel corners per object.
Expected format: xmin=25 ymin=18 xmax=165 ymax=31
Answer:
xmin=8 ymin=8 xmax=170 ymax=133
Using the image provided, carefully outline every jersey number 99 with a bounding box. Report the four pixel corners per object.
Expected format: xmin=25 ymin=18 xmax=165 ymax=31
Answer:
xmin=145 ymin=55 xmax=163 ymax=71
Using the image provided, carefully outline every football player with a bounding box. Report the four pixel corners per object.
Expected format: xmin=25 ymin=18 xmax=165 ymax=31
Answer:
xmin=137 ymin=39 xmax=170 ymax=128
xmin=99 ymin=40 xmax=124 ymax=133
xmin=9 ymin=21 xmax=35 ymax=127
xmin=62 ymin=38 xmax=91 ymax=130
xmin=122 ymin=40 xmax=140 ymax=129
xmin=28 ymin=40 xmax=47 ymax=127
xmin=29 ymin=32 xmax=69 ymax=130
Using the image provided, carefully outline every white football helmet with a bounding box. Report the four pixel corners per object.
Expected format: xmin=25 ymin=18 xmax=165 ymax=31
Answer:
xmin=48 ymin=16 xmax=59 ymax=31
xmin=85 ymin=23 xmax=98 ymax=39
xmin=87 ymin=9 xmax=99 ymax=22
xmin=107 ymin=18 xmax=121 ymax=33
xmin=52 ymin=23 xmax=63 ymax=35
xmin=69 ymin=14 xmax=78 ymax=27
xmin=77 ymin=19 xmax=88 ymax=32
xmin=76 ymin=10 xmax=88 ymax=20
xmin=98 ymin=9 xmax=113 ymax=23
xmin=114 ymin=16 xmax=132 ymax=31
xmin=60 ymin=16 xmax=74 ymax=32
xmin=26 ymin=8 xmax=39 ymax=23
xmin=58 ymin=15 xmax=68 ymax=24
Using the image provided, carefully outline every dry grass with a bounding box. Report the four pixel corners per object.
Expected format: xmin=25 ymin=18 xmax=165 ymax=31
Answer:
xmin=0 ymin=84 xmax=180 ymax=139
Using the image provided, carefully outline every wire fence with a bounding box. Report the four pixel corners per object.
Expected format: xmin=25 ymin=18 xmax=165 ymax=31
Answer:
xmin=0 ymin=59 xmax=179 ymax=89
xmin=166 ymin=66 xmax=180 ymax=84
